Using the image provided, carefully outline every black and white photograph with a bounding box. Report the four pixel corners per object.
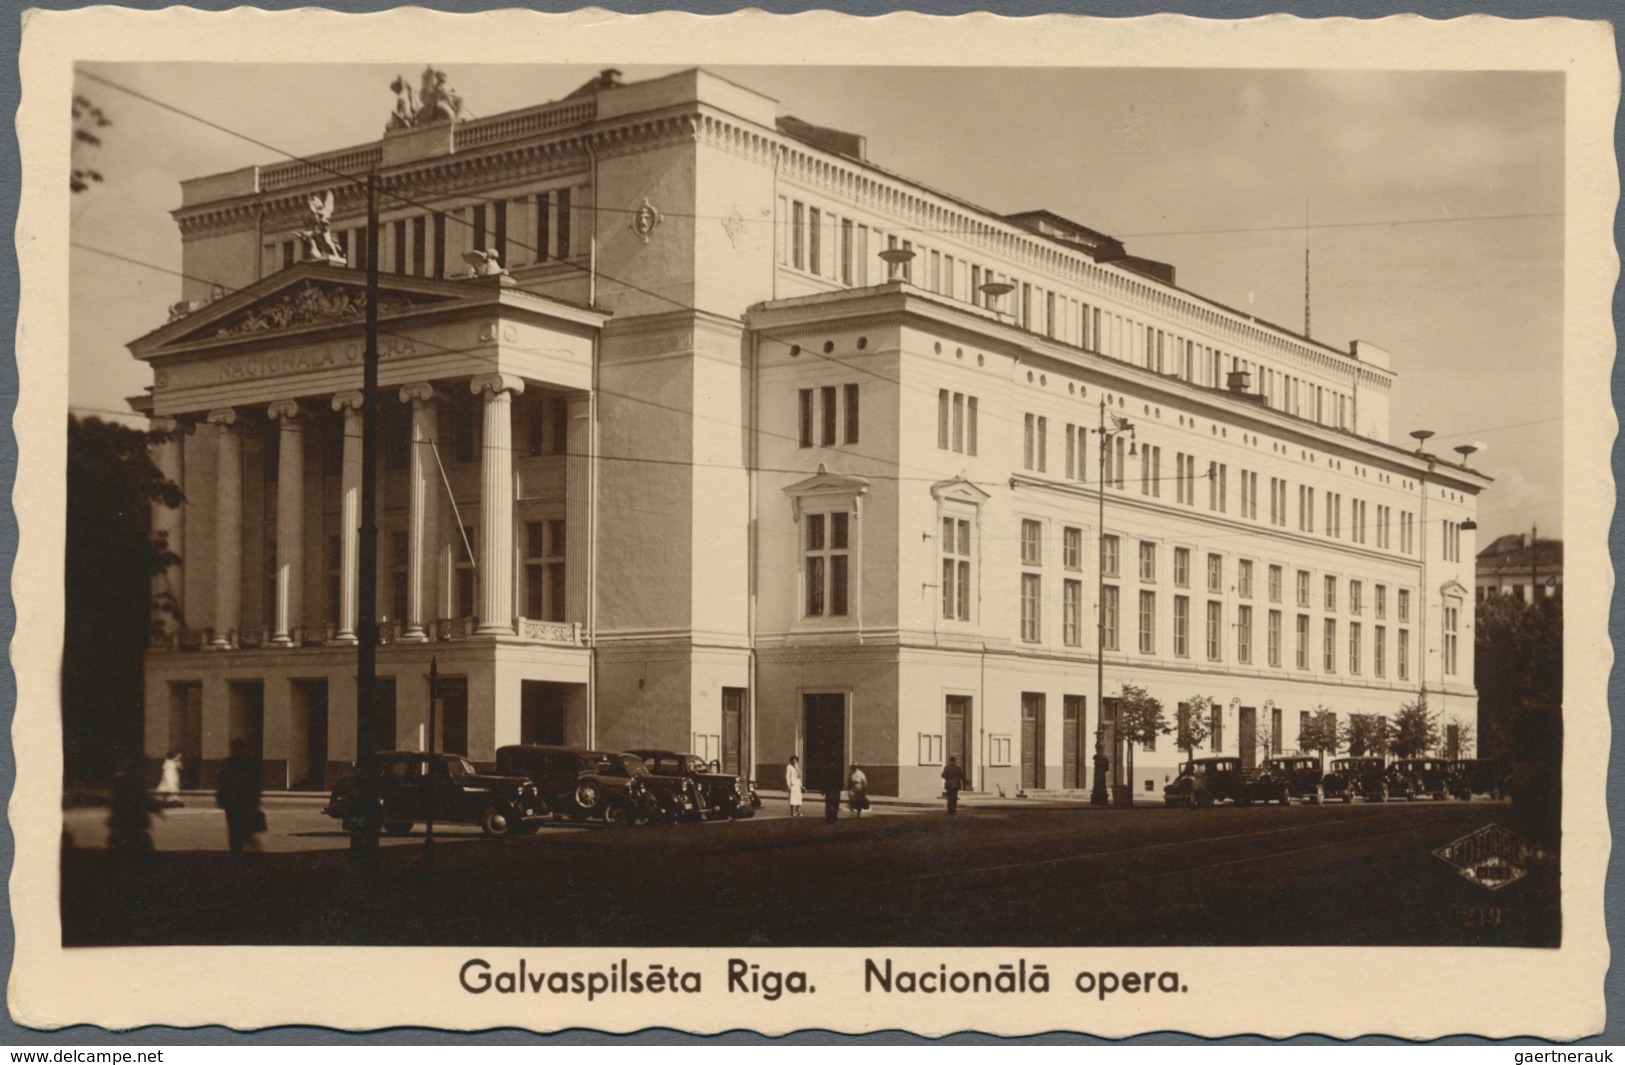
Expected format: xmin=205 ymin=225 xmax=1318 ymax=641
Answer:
xmin=14 ymin=7 xmax=1612 ymax=1039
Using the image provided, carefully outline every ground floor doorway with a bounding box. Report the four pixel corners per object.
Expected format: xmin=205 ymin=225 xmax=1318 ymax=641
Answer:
xmin=802 ymin=692 xmax=846 ymax=793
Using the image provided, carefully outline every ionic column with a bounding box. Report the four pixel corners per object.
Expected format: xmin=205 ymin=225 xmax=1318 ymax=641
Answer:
xmin=472 ymin=373 xmax=524 ymax=635
xmin=399 ymin=382 xmax=444 ymax=641
xmin=149 ymin=415 xmax=185 ymax=638
xmin=267 ymin=399 xmax=305 ymax=646
xmin=331 ymin=392 xmax=363 ymax=644
xmin=206 ymin=409 xmax=242 ymax=649
xmin=565 ymin=393 xmax=591 ymax=624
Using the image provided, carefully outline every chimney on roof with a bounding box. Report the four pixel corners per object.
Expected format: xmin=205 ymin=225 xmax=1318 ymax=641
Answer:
xmin=599 ymin=69 xmax=623 ymax=89
xmin=1225 ymin=369 xmax=1252 ymax=394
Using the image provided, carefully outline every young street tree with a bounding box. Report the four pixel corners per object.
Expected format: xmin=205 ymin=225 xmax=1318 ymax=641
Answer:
xmin=1440 ymin=715 xmax=1475 ymax=760
xmin=1341 ymin=713 xmax=1392 ymax=759
xmin=1116 ymin=682 xmax=1168 ymax=798
xmin=1175 ymin=696 xmax=1213 ymax=763
xmin=1390 ymin=696 xmax=1440 ymax=759
xmin=1297 ymin=707 xmax=1341 ymax=764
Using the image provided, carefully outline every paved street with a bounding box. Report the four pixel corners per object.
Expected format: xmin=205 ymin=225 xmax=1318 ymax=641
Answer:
xmin=60 ymin=796 xmax=1558 ymax=948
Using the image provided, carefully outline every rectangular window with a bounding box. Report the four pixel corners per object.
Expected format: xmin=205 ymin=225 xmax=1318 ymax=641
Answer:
xmin=536 ymin=192 xmax=551 ymax=261
xmin=937 ymin=390 xmax=950 ymax=449
xmin=1374 ymin=625 xmax=1387 ymax=677
xmin=1063 ymin=579 xmax=1082 ymax=646
xmin=1398 ymin=628 xmax=1410 ymax=680
xmin=1238 ymin=559 xmax=1254 ymax=599
xmin=1324 ymin=575 xmax=1337 ymax=612
xmin=1173 ymin=547 xmax=1190 ymax=588
xmin=1444 ymin=604 xmax=1459 ymax=675
xmin=411 ymin=215 xmax=426 ymax=276
xmin=966 ymin=397 xmax=978 ymax=456
xmin=792 ymin=201 xmax=805 ymax=269
xmin=1323 ymin=618 xmax=1337 ymax=673
xmin=1349 ymin=622 xmax=1362 ymax=675
xmin=1036 ymin=416 xmax=1047 ymax=472
xmin=840 ymin=218 xmax=853 ymax=285
xmin=1173 ymin=596 xmax=1190 ymax=657
xmin=1102 ymin=585 xmax=1119 ymax=651
xmin=556 ymin=188 xmax=572 ymax=258
xmin=844 ymin=384 xmax=860 ymax=445
xmin=1236 ymin=605 xmax=1253 ymax=664
xmin=523 ymin=519 xmax=567 ymax=622
xmin=808 ymin=207 xmax=822 ymax=275
xmin=1296 ymin=614 xmax=1310 ymax=670
xmin=941 ymin=517 xmax=972 ymax=621
xmin=820 ymin=386 xmax=837 ymax=446
xmin=938 ymin=392 xmax=978 ymax=455
xmin=1206 ymin=553 xmax=1223 ymax=594
xmin=799 ymin=389 xmax=814 ymax=448
xmin=1139 ymin=541 xmax=1157 ymax=583
xmin=1350 ymin=580 xmax=1363 ymax=616
xmin=1102 ymin=535 xmax=1119 ymax=577
xmin=803 ymin=512 xmax=850 ymax=617
xmin=1267 ymin=609 xmax=1282 ymax=668
xmin=1020 ymin=573 xmax=1043 ymax=643
xmin=1398 ymin=588 xmax=1411 ymax=623
xmin=1297 ymin=569 xmax=1311 ymax=608
xmin=1063 ymin=527 xmax=1082 ymax=571
xmin=453 ymin=527 xmax=475 ymax=620
xmin=1210 ymin=702 xmax=1223 ymax=753
xmin=1021 ymin=519 xmax=1043 ymax=566
xmin=1268 ymin=564 xmax=1282 ymax=603
xmin=1138 ymin=591 xmax=1156 ymax=654
xmin=1376 ymin=584 xmax=1387 ymax=619
xmin=1206 ymin=601 xmax=1222 ymax=662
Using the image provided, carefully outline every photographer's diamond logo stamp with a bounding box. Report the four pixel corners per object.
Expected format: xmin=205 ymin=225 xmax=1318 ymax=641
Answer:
xmin=1434 ymin=824 xmax=1552 ymax=891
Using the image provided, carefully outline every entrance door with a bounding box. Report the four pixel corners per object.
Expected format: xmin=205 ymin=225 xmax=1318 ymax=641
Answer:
xmin=439 ymin=677 xmax=469 ymax=757
xmin=289 ymin=680 xmax=328 ymax=790
xmin=168 ymin=682 xmax=203 ymax=788
xmin=1239 ymin=706 xmax=1257 ymax=770
xmin=521 ymin=680 xmax=565 ymax=746
xmin=1063 ymin=695 xmax=1085 ymax=788
xmin=721 ymin=688 xmax=746 ymax=774
xmin=802 ymin=693 xmax=846 ymax=793
xmin=1021 ymin=693 xmax=1046 ymax=790
xmin=373 ymin=678 xmax=398 ymax=753
xmin=945 ymin=695 xmax=972 ymax=788
xmin=1101 ymin=697 xmax=1121 ymax=787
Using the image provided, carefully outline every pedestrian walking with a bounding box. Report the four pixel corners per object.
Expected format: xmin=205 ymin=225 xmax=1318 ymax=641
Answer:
xmin=155 ymin=752 xmax=184 ymax=808
xmin=216 ymin=739 xmax=264 ymax=857
xmin=785 ymin=755 xmax=804 ymax=818
xmin=107 ymin=756 xmax=158 ymax=869
xmin=848 ymin=763 xmax=869 ymax=818
xmin=941 ymin=755 xmax=965 ymax=815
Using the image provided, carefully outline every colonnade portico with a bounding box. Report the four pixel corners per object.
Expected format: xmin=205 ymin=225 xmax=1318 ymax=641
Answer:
xmin=185 ymin=372 xmax=582 ymax=650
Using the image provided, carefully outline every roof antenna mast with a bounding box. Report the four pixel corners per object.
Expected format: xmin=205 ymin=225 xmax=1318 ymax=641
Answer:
xmin=1303 ymin=199 xmax=1312 ymax=339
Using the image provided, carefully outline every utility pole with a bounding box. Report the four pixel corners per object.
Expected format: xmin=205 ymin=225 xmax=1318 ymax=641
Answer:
xmin=349 ymin=172 xmax=382 ymax=864
xmin=1530 ymin=523 xmax=1539 ymax=601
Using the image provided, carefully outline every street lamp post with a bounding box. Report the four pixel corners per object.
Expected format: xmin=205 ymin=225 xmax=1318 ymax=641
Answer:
xmin=1410 ymin=429 xmax=1434 ymax=710
xmin=1090 ymin=396 xmax=1135 ymax=806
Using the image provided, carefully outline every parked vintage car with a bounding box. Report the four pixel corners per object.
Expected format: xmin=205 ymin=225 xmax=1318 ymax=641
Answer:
xmin=626 ymin=749 xmax=760 ymax=819
xmin=1389 ymin=757 xmax=1458 ymax=800
xmin=1262 ymin=755 xmax=1327 ymax=803
xmin=1163 ymin=756 xmax=1290 ymax=808
xmin=1323 ymin=757 xmax=1389 ymax=803
xmin=321 ymin=751 xmax=546 ymax=838
xmin=494 ymin=745 xmax=665 ymax=824
xmin=1450 ymin=758 xmax=1508 ymax=799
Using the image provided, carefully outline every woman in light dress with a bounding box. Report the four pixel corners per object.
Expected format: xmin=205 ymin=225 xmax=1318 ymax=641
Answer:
xmin=785 ymin=755 xmax=804 ymax=818
xmin=155 ymin=752 xmax=184 ymax=808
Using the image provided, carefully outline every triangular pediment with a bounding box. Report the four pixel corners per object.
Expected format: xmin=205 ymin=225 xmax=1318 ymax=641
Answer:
xmin=1439 ymin=578 xmax=1470 ymax=600
xmin=930 ymin=475 xmax=990 ymax=506
xmin=129 ymin=263 xmax=469 ymax=358
xmin=784 ymin=463 xmax=871 ymax=499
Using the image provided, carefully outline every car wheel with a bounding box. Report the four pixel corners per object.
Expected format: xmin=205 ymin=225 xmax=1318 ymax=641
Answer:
xmin=384 ymin=821 xmax=414 ymax=836
xmin=482 ymin=805 xmax=519 ymax=838
xmin=603 ymin=803 xmax=630 ymax=827
xmin=1376 ymin=784 xmax=1388 ymax=803
xmin=1342 ymin=793 xmax=1352 ymax=804
xmin=1196 ymin=792 xmax=1214 ymax=809
xmin=574 ymin=782 xmax=601 ymax=811
xmin=731 ymin=803 xmax=756 ymax=820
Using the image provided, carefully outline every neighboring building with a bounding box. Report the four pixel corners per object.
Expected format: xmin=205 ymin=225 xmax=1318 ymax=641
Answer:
xmin=130 ymin=67 xmax=1487 ymax=798
xmin=1476 ymin=533 xmax=1563 ymax=602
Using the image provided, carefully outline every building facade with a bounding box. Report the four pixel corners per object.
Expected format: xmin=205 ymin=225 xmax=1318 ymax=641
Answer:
xmin=133 ymin=67 xmax=1487 ymax=796
xmin=1476 ymin=533 xmax=1563 ymax=602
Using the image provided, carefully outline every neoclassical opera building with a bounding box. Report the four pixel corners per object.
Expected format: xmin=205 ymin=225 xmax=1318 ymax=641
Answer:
xmin=133 ymin=67 xmax=1486 ymax=797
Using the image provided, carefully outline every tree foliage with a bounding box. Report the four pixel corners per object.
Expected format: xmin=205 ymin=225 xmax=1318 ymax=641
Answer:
xmin=1297 ymin=707 xmax=1341 ymax=759
xmin=1341 ymin=713 xmax=1391 ymax=758
xmin=72 ymin=94 xmax=112 ymax=193
xmin=1116 ymin=682 xmax=1168 ymax=791
xmin=64 ymin=416 xmax=183 ymax=784
xmin=1175 ymin=695 xmax=1212 ymax=759
xmin=1390 ymin=696 xmax=1439 ymax=759
xmin=1440 ymin=715 xmax=1475 ymax=759
xmin=1474 ymin=592 xmax=1562 ymax=761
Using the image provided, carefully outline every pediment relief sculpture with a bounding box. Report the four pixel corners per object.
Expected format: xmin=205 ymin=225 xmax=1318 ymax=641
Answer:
xmin=206 ymin=281 xmax=436 ymax=339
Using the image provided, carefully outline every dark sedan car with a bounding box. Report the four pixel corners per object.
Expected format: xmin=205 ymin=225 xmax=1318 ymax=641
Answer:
xmin=494 ymin=745 xmax=660 ymax=824
xmin=322 ymin=751 xmax=545 ymax=838
xmin=1451 ymin=758 xmax=1508 ymax=799
xmin=626 ymin=749 xmax=759 ymax=820
xmin=1390 ymin=757 xmax=1457 ymax=800
xmin=1324 ymin=757 xmax=1389 ymax=802
xmin=1262 ymin=755 xmax=1326 ymax=803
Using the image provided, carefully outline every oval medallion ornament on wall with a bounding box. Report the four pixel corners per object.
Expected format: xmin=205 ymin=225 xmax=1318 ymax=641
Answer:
xmin=631 ymin=197 xmax=665 ymax=244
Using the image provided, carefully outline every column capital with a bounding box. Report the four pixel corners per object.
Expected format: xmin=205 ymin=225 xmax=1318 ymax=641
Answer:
xmin=331 ymin=391 xmax=364 ymax=413
xmin=149 ymin=414 xmax=181 ymax=434
xmin=399 ymin=382 xmax=446 ymax=407
xmin=206 ymin=408 xmax=238 ymax=427
xmin=471 ymin=373 xmax=526 ymax=399
xmin=267 ymin=398 xmax=303 ymax=423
